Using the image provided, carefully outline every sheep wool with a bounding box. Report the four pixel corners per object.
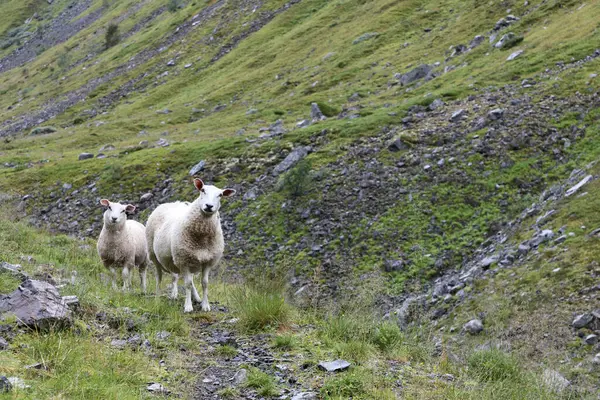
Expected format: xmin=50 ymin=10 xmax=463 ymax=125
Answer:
xmin=97 ymin=199 xmax=148 ymax=292
xmin=146 ymin=179 xmax=235 ymax=312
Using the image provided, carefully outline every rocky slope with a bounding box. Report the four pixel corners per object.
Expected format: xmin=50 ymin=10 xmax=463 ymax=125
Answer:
xmin=1 ymin=0 xmax=600 ymax=397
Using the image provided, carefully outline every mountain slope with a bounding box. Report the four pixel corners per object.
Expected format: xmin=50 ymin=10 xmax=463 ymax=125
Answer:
xmin=1 ymin=0 xmax=600 ymax=398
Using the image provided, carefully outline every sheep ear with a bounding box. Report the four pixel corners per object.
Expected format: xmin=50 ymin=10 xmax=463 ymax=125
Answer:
xmin=100 ymin=199 xmax=110 ymax=207
xmin=193 ymin=179 xmax=204 ymax=191
xmin=125 ymin=204 xmax=136 ymax=214
xmin=222 ymin=189 xmax=236 ymax=197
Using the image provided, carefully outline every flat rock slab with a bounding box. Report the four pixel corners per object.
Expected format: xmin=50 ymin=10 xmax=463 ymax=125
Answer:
xmin=0 ymin=280 xmax=72 ymax=331
xmin=318 ymin=359 xmax=351 ymax=372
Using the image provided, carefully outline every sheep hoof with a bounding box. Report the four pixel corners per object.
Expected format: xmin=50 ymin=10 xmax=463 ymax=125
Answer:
xmin=184 ymin=305 xmax=193 ymax=313
xmin=201 ymin=302 xmax=211 ymax=312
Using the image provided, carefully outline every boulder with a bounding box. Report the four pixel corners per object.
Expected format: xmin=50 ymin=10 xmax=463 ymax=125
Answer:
xmin=464 ymin=319 xmax=483 ymax=334
xmin=541 ymin=369 xmax=570 ymax=393
xmin=311 ymin=103 xmax=326 ymax=122
xmin=0 ymin=280 xmax=72 ymax=331
xmin=506 ymin=50 xmax=523 ymax=61
xmin=189 ymin=160 xmax=206 ymax=176
xmin=318 ymin=359 xmax=351 ymax=372
xmin=78 ymin=153 xmax=94 ymax=161
xmin=273 ymin=147 xmax=310 ymax=175
xmin=398 ymin=64 xmax=433 ymax=86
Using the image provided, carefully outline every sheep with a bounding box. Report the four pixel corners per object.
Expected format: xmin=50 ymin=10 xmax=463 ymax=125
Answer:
xmin=97 ymin=199 xmax=148 ymax=293
xmin=146 ymin=179 xmax=235 ymax=312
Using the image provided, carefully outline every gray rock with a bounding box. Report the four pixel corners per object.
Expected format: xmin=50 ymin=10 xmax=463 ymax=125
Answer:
xmin=0 ymin=280 xmax=71 ymax=331
xmin=111 ymin=339 xmax=127 ymax=349
xmin=518 ymin=243 xmax=530 ymax=255
xmin=494 ymin=15 xmax=520 ymax=31
xmin=572 ymin=314 xmax=594 ymax=329
xmin=0 ymin=376 xmax=10 ymax=393
xmin=494 ymin=32 xmax=517 ymax=49
xmin=292 ymin=392 xmax=318 ymax=400
xmin=565 ymin=175 xmax=592 ymax=197
xmin=469 ymin=35 xmax=485 ymax=49
xmin=388 ymin=138 xmax=410 ymax=152
xmin=273 ymin=146 xmax=310 ymax=175
xmin=584 ymin=334 xmax=598 ymax=345
xmin=167 ymin=60 xmax=175 ymax=66
xmin=156 ymin=109 xmax=171 ymax=114
xmin=450 ymin=109 xmax=465 ymax=122
xmin=243 ymin=187 xmax=258 ymax=201
xmin=542 ymin=369 xmax=570 ymax=393
xmin=554 ymin=235 xmax=567 ymax=244
xmin=156 ymin=331 xmax=171 ymax=340
xmin=189 ymin=160 xmax=206 ymax=176
xmin=231 ymin=369 xmax=248 ymax=385
xmin=384 ymin=260 xmax=404 ymax=272
xmin=592 ymin=353 xmax=600 ymax=365
xmin=487 ymin=108 xmax=504 ymax=120
xmin=269 ymin=119 xmax=286 ymax=135
xmin=99 ymin=144 xmax=115 ymax=152
xmin=318 ymin=359 xmax=351 ymax=372
xmin=353 ymin=32 xmax=379 ymax=44
xmin=348 ymin=93 xmax=361 ymax=102
xmin=464 ymin=319 xmax=483 ymax=334
xmin=322 ymin=52 xmax=336 ymax=61
xmin=296 ymin=119 xmax=311 ymax=128
xmin=156 ymin=138 xmax=169 ymax=147
xmin=78 ymin=153 xmax=94 ymax=161
xmin=147 ymin=383 xmax=170 ymax=394
xmin=480 ymin=256 xmax=498 ymax=269
xmin=311 ymin=103 xmax=326 ymax=122
xmin=428 ymin=98 xmax=444 ymax=111
xmin=6 ymin=377 xmax=29 ymax=390
xmin=506 ymin=50 xmax=523 ymax=61
xmin=398 ymin=64 xmax=433 ymax=86
xmin=140 ymin=193 xmax=153 ymax=202
xmin=0 ymin=337 xmax=8 ymax=350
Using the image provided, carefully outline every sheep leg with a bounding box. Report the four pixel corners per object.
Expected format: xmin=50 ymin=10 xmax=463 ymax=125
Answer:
xmin=183 ymin=272 xmax=194 ymax=313
xmin=191 ymin=279 xmax=202 ymax=304
xmin=122 ymin=265 xmax=131 ymax=291
xmin=139 ymin=264 xmax=147 ymax=294
xmin=169 ymin=273 xmax=179 ymax=299
xmin=201 ymin=267 xmax=211 ymax=312
xmin=110 ymin=267 xmax=118 ymax=290
xmin=154 ymin=265 xmax=162 ymax=296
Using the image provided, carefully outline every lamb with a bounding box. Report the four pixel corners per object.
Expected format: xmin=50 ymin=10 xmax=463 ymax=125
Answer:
xmin=97 ymin=199 xmax=148 ymax=293
xmin=146 ymin=179 xmax=235 ymax=312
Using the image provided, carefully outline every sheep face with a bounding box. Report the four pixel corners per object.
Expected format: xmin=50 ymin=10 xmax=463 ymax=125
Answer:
xmin=100 ymin=199 xmax=136 ymax=228
xmin=193 ymin=179 xmax=235 ymax=215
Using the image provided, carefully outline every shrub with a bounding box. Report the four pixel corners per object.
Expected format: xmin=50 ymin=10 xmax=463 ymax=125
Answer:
xmin=246 ymin=368 xmax=278 ymax=396
xmin=104 ymin=23 xmax=120 ymax=49
xmin=280 ymin=159 xmax=313 ymax=198
xmin=273 ymin=334 xmax=296 ymax=350
xmin=216 ymin=345 xmax=238 ymax=358
xmin=334 ymin=340 xmax=375 ymax=364
xmin=373 ymin=322 xmax=404 ymax=353
xmin=315 ymin=101 xmax=339 ymax=117
xmin=230 ymin=282 xmax=292 ymax=332
xmin=167 ymin=0 xmax=181 ymax=12
xmin=321 ymin=369 xmax=369 ymax=398
xmin=468 ymin=349 xmax=522 ymax=382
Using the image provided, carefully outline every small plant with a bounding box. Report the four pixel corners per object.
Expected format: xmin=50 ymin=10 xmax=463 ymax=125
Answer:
xmin=468 ymin=349 xmax=522 ymax=382
xmin=102 ymin=163 xmax=123 ymax=182
xmin=57 ymin=52 xmax=70 ymax=70
xmin=280 ymin=159 xmax=313 ymax=198
xmin=373 ymin=322 xmax=404 ymax=353
xmin=334 ymin=340 xmax=375 ymax=364
xmin=104 ymin=23 xmax=120 ymax=49
xmin=321 ymin=369 xmax=369 ymax=398
xmin=167 ymin=0 xmax=182 ymax=12
xmin=217 ymin=387 xmax=238 ymax=398
xmin=273 ymin=334 xmax=296 ymax=350
xmin=246 ymin=367 xmax=278 ymax=397
xmin=216 ymin=344 xmax=238 ymax=358
xmin=230 ymin=282 xmax=292 ymax=332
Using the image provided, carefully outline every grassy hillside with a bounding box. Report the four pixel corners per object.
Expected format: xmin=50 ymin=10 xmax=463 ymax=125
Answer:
xmin=1 ymin=0 xmax=600 ymax=398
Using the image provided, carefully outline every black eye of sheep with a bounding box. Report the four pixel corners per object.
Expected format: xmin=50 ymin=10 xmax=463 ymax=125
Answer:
xmin=108 ymin=206 xmax=112 ymax=211
xmin=121 ymin=210 xmax=126 ymax=213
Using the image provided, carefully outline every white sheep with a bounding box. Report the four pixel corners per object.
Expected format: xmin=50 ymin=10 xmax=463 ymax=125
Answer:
xmin=97 ymin=199 xmax=148 ymax=292
xmin=146 ymin=179 xmax=235 ymax=312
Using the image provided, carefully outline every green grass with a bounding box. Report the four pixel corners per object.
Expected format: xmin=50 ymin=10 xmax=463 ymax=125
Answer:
xmin=467 ymin=349 xmax=523 ymax=382
xmin=245 ymin=367 xmax=279 ymax=397
xmin=229 ymin=281 xmax=293 ymax=332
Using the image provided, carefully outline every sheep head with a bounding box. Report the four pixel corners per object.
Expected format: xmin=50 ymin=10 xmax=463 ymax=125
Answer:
xmin=193 ymin=179 xmax=235 ymax=216
xmin=100 ymin=199 xmax=136 ymax=228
